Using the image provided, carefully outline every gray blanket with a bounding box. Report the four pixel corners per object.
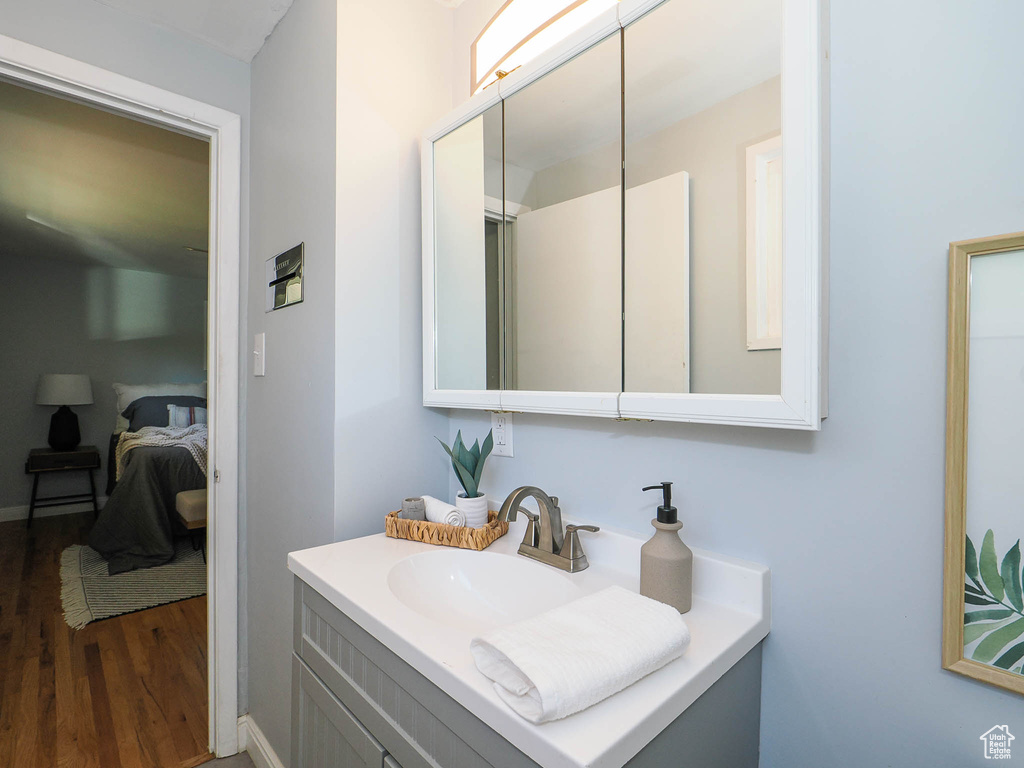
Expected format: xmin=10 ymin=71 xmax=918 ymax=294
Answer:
xmin=88 ymin=446 xmax=205 ymax=574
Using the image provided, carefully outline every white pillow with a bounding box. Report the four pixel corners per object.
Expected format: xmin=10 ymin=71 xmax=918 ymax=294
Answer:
xmin=112 ymin=381 xmax=207 ymax=432
xmin=167 ymin=404 xmax=208 ymax=428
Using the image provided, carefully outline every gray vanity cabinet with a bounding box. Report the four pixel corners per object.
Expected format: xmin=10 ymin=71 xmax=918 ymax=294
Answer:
xmin=292 ymin=655 xmax=389 ymax=768
xmin=292 ymin=576 xmax=762 ymax=768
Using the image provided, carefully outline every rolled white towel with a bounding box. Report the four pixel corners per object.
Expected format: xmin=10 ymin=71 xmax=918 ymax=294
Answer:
xmin=422 ymin=495 xmax=466 ymax=527
xmin=470 ymin=585 xmax=689 ymax=724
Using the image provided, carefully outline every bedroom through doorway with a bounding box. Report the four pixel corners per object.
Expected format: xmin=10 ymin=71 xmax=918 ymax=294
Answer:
xmin=0 ymin=76 xmax=219 ymax=768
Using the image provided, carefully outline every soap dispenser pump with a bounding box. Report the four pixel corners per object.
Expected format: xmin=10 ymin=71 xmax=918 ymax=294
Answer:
xmin=640 ymin=482 xmax=692 ymax=614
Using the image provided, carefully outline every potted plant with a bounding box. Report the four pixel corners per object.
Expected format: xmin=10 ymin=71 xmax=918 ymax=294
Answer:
xmin=437 ymin=429 xmax=493 ymax=526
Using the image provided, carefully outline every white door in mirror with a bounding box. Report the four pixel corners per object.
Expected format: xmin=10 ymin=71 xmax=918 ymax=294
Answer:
xmin=491 ymin=413 xmax=513 ymax=457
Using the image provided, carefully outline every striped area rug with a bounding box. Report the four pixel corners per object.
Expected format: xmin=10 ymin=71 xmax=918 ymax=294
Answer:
xmin=60 ymin=541 xmax=206 ymax=629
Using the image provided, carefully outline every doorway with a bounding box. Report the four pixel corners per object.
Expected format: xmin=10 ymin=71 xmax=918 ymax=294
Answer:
xmin=0 ymin=33 xmax=241 ymax=759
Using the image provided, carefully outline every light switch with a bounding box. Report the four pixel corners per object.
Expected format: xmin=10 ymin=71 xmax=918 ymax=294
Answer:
xmin=253 ymin=333 xmax=266 ymax=377
xmin=491 ymin=413 xmax=513 ymax=457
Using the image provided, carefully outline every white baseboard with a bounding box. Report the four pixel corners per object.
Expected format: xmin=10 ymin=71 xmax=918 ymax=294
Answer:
xmin=238 ymin=715 xmax=285 ymax=768
xmin=0 ymin=497 xmax=108 ymax=524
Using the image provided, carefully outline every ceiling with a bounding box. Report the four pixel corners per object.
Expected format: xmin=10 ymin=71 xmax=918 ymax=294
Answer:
xmin=0 ymin=80 xmax=210 ymax=279
xmin=91 ymin=0 xmax=294 ymax=62
xmin=89 ymin=0 xmax=465 ymax=62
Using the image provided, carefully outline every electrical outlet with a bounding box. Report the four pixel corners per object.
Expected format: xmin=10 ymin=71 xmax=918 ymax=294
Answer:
xmin=491 ymin=412 xmax=514 ymax=457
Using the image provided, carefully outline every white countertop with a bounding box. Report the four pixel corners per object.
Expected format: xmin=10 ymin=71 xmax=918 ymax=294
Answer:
xmin=287 ymin=517 xmax=770 ymax=768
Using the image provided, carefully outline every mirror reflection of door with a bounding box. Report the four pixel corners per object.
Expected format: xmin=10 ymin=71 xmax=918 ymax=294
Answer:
xmin=502 ymin=33 xmax=623 ymax=393
xmin=624 ymin=0 xmax=782 ymax=395
xmin=484 ymin=210 xmax=518 ymax=391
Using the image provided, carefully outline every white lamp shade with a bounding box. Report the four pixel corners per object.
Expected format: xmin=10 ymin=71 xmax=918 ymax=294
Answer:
xmin=36 ymin=374 xmax=93 ymax=406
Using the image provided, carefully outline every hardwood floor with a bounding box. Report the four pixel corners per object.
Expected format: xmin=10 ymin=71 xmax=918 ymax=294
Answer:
xmin=0 ymin=512 xmax=212 ymax=768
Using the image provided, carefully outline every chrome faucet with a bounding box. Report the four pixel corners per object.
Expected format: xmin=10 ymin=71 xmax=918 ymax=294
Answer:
xmin=497 ymin=486 xmax=599 ymax=572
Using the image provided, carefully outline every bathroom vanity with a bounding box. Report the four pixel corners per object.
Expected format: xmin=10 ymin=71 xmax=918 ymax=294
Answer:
xmin=288 ymin=519 xmax=770 ymax=768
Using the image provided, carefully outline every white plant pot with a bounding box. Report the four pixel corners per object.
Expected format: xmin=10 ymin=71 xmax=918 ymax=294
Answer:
xmin=455 ymin=493 xmax=489 ymax=528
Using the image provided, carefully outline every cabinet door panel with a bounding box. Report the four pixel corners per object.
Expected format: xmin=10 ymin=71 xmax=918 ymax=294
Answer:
xmin=293 ymin=655 xmax=386 ymax=768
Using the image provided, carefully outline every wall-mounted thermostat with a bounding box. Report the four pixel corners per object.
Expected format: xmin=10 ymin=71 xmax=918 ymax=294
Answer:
xmin=265 ymin=243 xmax=304 ymax=312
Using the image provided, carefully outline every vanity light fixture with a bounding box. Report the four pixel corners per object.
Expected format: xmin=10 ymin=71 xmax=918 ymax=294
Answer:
xmin=471 ymin=0 xmax=619 ymax=95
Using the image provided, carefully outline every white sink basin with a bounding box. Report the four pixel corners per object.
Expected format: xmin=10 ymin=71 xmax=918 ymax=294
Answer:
xmin=387 ymin=548 xmax=585 ymax=632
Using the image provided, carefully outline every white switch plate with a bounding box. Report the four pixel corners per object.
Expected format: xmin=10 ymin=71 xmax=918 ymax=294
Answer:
xmin=253 ymin=333 xmax=266 ymax=377
xmin=491 ymin=413 xmax=513 ymax=457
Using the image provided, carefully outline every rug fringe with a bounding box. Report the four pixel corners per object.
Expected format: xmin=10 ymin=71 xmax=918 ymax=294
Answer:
xmin=60 ymin=545 xmax=92 ymax=630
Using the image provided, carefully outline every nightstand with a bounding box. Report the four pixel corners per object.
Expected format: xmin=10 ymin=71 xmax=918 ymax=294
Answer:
xmin=24 ymin=446 xmax=101 ymax=529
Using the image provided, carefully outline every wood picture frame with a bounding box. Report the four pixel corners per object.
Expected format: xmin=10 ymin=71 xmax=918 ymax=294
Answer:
xmin=943 ymin=230 xmax=1024 ymax=696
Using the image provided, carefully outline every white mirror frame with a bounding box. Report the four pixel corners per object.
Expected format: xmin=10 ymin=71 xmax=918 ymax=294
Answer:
xmin=422 ymin=0 xmax=829 ymax=429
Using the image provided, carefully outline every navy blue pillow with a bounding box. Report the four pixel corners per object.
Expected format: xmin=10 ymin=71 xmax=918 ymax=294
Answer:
xmin=122 ymin=395 xmax=207 ymax=432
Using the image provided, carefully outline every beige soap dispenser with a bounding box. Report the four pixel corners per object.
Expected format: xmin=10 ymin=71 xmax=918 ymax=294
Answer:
xmin=640 ymin=482 xmax=692 ymax=614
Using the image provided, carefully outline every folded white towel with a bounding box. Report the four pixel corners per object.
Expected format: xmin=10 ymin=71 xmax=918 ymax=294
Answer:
xmin=470 ymin=585 xmax=689 ymax=724
xmin=422 ymin=495 xmax=466 ymax=527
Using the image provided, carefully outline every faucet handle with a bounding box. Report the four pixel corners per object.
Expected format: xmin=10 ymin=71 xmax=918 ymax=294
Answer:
xmin=518 ymin=507 xmax=540 ymax=548
xmin=559 ymin=524 xmax=600 ymax=569
xmin=565 ymin=524 xmax=599 ymax=534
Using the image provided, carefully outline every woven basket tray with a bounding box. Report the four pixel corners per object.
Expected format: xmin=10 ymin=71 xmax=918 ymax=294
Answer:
xmin=384 ymin=510 xmax=508 ymax=551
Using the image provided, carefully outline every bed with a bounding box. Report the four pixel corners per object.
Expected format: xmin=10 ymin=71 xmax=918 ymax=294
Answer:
xmin=88 ymin=384 xmax=208 ymax=574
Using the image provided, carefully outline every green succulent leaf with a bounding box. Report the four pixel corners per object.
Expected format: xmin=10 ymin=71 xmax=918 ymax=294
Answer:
xmin=474 ymin=430 xmax=493 ymax=488
xmin=965 ymin=618 xmax=1015 ymax=645
xmin=972 ymin=617 xmax=1024 ymax=664
xmin=436 ymin=437 xmax=477 ymax=497
xmin=980 ymin=530 xmax=1005 ymax=602
xmin=965 ymin=609 xmax=1014 ymax=624
xmin=454 ymin=461 xmax=477 ymax=498
xmin=966 ymin=535 xmax=980 ymax=582
xmin=457 ymin=434 xmax=477 ymax=477
xmin=965 ymin=593 xmax=1001 ymax=606
xmin=993 ymin=641 xmax=1024 ymax=671
xmin=1001 ymin=540 xmax=1023 ymax=612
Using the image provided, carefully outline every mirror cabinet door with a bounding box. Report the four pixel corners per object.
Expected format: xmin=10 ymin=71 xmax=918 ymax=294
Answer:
xmin=501 ymin=33 xmax=623 ymax=393
xmin=433 ymin=103 xmax=504 ymax=391
xmin=623 ymin=0 xmax=783 ymax=395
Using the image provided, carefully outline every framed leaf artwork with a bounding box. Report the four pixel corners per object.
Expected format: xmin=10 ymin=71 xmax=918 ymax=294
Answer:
xmin=943 ymin=230 xmax=1024 ymax=695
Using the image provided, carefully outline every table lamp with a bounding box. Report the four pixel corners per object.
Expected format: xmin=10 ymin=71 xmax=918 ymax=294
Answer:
xmin=36 ymin=374 xmax=93 ymax=451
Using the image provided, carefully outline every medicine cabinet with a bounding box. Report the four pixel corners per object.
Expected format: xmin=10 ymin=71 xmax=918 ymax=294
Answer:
xmin=422 ymin=0 xmax=828 ymax=429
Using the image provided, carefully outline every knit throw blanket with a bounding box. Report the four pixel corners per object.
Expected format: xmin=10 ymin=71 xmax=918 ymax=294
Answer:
xmin=116 ymin=424 xmax=208 ymax=480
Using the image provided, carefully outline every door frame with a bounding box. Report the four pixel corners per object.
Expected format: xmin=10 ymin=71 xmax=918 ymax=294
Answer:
xmin=0 ymin=35 xmax=242 ymax=757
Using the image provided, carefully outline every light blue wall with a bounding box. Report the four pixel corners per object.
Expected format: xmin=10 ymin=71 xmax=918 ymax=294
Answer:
xmin=448 ymin=1 xmax=1024 ymax=764
xmin=332 ymin=0 xmax=453 ymax=543
xmin=245 ymin=2 xmax=455 ymax=760
xmin=247 ymin=0 xmax=337 ymax=756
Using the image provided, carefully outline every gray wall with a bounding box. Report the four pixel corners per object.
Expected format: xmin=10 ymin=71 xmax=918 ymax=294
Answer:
xmin=2 ymin=0 xmax=253 ymax=714
xmin=449 ymin=0 xmax=1024 ymax=765
xmin=247 ymin=0 xmax=337 ymax=757
xmin=0 ymin=254 xmax=206 ymax=509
